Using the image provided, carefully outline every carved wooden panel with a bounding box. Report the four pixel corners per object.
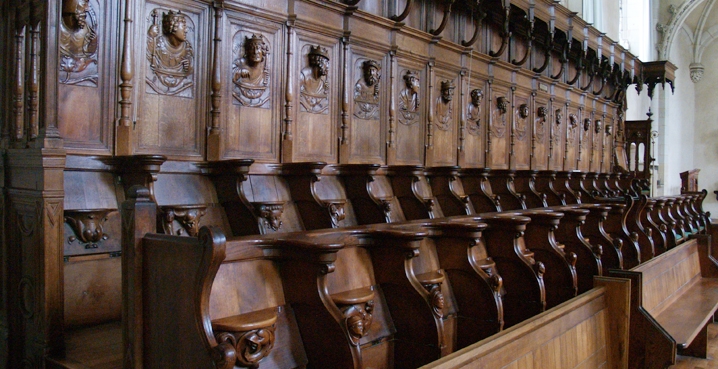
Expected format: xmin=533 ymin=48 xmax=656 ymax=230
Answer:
xmin=564 ymin=104 xmax=580 ymax=171
xmin=486 ymin=84 xmax=511 ymax=169
xmin=603 ymin=113 xmax=615 ymax=173
xmin=511 ymin=91 xmax=531 ymax=170
xmin=292 ymin=35 xmax=339 ymax=163
xmin=578 ymin=110 xmax=592 ymax=172
xmin=223 ymin=12 xmax=283 ymax=162
xmin=549 ymin=100 xmax=566 ymax=171
xmin=591 ymin=113 xmax=605 ymax=173
xmin=431 ymin=72 xmax=459 ymax=166
xmin=136 ymin=2 xmax=209 ymax=158
xmin=461 ymin=77 xmax=488 ymax=168
xmin=346 ymin=50 xmax=388 ymax=164
xmin=532 ymin=97 xmax=550 ymax=170
xmin=394 ymin=63 xmax=426 ymax=165
xmin=58 ymin=0 xmax=116 ymax=152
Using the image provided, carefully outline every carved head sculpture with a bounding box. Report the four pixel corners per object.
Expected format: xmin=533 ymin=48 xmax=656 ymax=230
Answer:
xmin=308 ymin=45 xmax=330 ymax=77
xmin=244 ymin=34 xmax=268 ymax=66
xmin=440 ymin=80 xmax=455 ymax=103
xmin=346 ymin=314 xmax=366 ymax=340
xmin=537 ymin=106 xmax=547 ymax=121
xmin=605 ymin=124 xmax=613 ymax=135
xmin=403 ymin=70 xmax=420 ymax=93
xmin=496 ymin=96 xmax=508 ymax=114
xmin=470 ymin=88 xmax=483 ymax=106
xmin=62 ymin=0 xmax=90 ymax=29
xmin=518 ymin=104 xmax=529 ymax=119
xmin=595 ymin=119 xmax=602 ymax=134
xmin=583 ymin=118 xmax=591 ymax=131
xmin=569 ymin=114 xmax=578 ymax=127
xmin=555 ymin=109 xmax=563 ymax=125
xmin=162 ymin=10 xmax=187 ymax=46
xmin=362 ymin=60 xmax=381 ymax=87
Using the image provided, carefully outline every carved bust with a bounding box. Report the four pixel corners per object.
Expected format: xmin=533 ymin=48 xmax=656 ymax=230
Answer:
xmin=595 ymin=119 xmax=602 ymax=134
xmin=146 ymin=9 xmax=194 ymax=96
xmin=569 ymin=114 xmax=578 ymax=127
xmin=233 ymin=33 xmax=270 ymax=107
xmin=535 ymin=106 xmax=547 ymax=142
xmin=518 ymin=104 xmax=529 ymax=119
xmin=59 ymin=0 xmax=98 ymax=85
xmin=467 ymin=88 xmax=483 ymax=135
xmin=435 ymin=80 xmax=455 ymax=130
xmin=491 ymin=96 xmax=509 ymax=138
xmin=605 ymin=124 xmax=612 ymax=135
xmin=399 ymin=70 xmax=420 ymax=125
xmin=555 ymin=109 xmax=563 ymax=125
xmin=354 ymin=59 xmax=381 ymax=120
xmin=496 ymin=96 xmax=508 ymax=115
xmin=299 ymin=45 xmax=330 ymax=114
xmin=537 ymin=106 xmax=547 ymax=120
xmin=583 ymin=118 xmax=591 ymax=132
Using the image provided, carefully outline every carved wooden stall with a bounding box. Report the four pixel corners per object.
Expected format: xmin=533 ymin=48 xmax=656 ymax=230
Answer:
xmin=0 ymin=0 xmax=687 ymax=368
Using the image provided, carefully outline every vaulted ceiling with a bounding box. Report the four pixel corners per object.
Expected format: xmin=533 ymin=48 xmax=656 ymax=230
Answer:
xmin=657 ymin=0 xmax=718 ymax=82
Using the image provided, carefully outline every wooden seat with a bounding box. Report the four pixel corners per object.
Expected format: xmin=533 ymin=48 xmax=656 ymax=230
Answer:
xmin=611 ymin=235 xmax=718 ymax=367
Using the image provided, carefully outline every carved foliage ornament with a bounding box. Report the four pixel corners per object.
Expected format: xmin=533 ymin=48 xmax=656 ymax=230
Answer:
xmin=467 ymin=88 xmax=483 ymax=136
xmin=354 ymin=59 xmax=381 ymax=120
xmin=300 ymin=45 xmax=330 ymax=114
xmin=232 ymin=33 xmax=270 ymax=108
xmin=435 ymin=80 xmax=455 ymax=131
xmin=399 ymin=70 xmax=420 ymax=125
xmin=490 ymin=96 xmax=508 ymax=138
xmin=146 ymin=9 xmax=194 ymax=97
xmin=215 ymin=326 xmax=276 ymax=368
xmin=59 ymin=0 xmax=99 ymax=86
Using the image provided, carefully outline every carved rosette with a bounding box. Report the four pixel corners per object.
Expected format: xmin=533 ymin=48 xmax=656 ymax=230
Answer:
xmin=232 ymin=32 xmax=271 ymax=108
xmin=64 ymin=209 xmax=112 ymax=248
xmin=253 ymin=202 xmax=284 ymax=232
xmin=490 ymin=96 xmax=508 ymax=138
xmin=398 ymin=70 xmax=420 ymax=126
xmin=160 ymin=205 xmax=207 ymax=237
xmin=215 ymin=325 xmax=276 ymax=368
xmin=424 ymin=283 xmax=444 ymax=319
xmin=59 ymin=0 xmax=99 ymax=86
xmin=145 ymin=9 xmax=195 ymax=97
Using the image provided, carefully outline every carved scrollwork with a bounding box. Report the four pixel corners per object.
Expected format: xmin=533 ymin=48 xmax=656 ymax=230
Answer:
xmin=214 ymin=325 xmax=276 ymax=368
xmin=232 ymin=32 xmax=271 ymax=108
xmin=354 ymin=59 xmax=381 ymax=120
xmin=424 ymin=283 xmax=445 ymax=319
xmin=467 ymin=88 xmax=483 ymax=136
xmin=491 ymin=96 xmax=508 ymax=138
xmin=64 ymin=209 xmax=112 ymax=247
xmin=253 ymin=202 xmax=284 ymax=232
xmin=160 ymin=205 xmax=207 ymax=237
xmin=399 ymin=70 xmax=420 ymax=125
xmin=328 ymin=201 xmax=346 ymax=228
xmin=435 ymin=80 xmax=455 ymax=131
xmin=341 ymin=300 xmax=374 ymax=346
xmin=146 ymin=9 xmax=194 ymax=97
xmin=300 ymin=45 xmax=330 ymax=114
xmin=59 ymin=0 xmax=99 ymax=86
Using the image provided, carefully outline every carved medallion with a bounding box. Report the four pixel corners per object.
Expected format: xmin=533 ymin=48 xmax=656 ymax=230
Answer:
xmin=435 ymin=80 xmax=455 ymax=131
xmin=490 ymin=96 xmax=508 ymax=138
xmin=353 ymin=59 xmax=381 ymax=120
xmin=299 ymin=45 xmax=330 ymax=114
xmin=146 ymin=9 xmax=194 ymax=97
xmin=467 ymin=88 xmax=483 ymax=136
xmin=59 ymin=0 xmax=99 ymax=86
xmin=535 ymin=106 xmax=547 ymax=142
xmin=515 ymin=103 xmax=529 ymax=141
xmin=398 ymin=70 xmax=420 ymax=126
xmin=232 ymin=33 xmax=271 ymax=108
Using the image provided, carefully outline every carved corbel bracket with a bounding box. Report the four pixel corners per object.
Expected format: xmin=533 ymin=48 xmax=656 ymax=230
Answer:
xmin=462 ymin=7 xmax=486 ymax=47
xmin=212 ymin=307 xmax=279 ymax=369
xmin=534 ymin=28 xmax=554 ymax=73
xmin=103 ymin=155 xmax=167 ymax=202
xmin=64 ymin=209 xmax=114 ymax=247
xmin=331 ymin=287 xmax=376 ymax=346
xmin=390 ymin=0 xmax=413 ymax=23
xmin=511 ymin=8 xmax=535 ymax=66
xmin=550 ymin=40 xmax=568 ymax=79
xmin=430 ymin=0 xmax=455 ymax=36
xmin=417 ymin=270 xmax=446 ymax=319
xmin=160 ymin=205 xmax=208 ymax=237
xmin=252 ymin=201 xmax=285 ymax=232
